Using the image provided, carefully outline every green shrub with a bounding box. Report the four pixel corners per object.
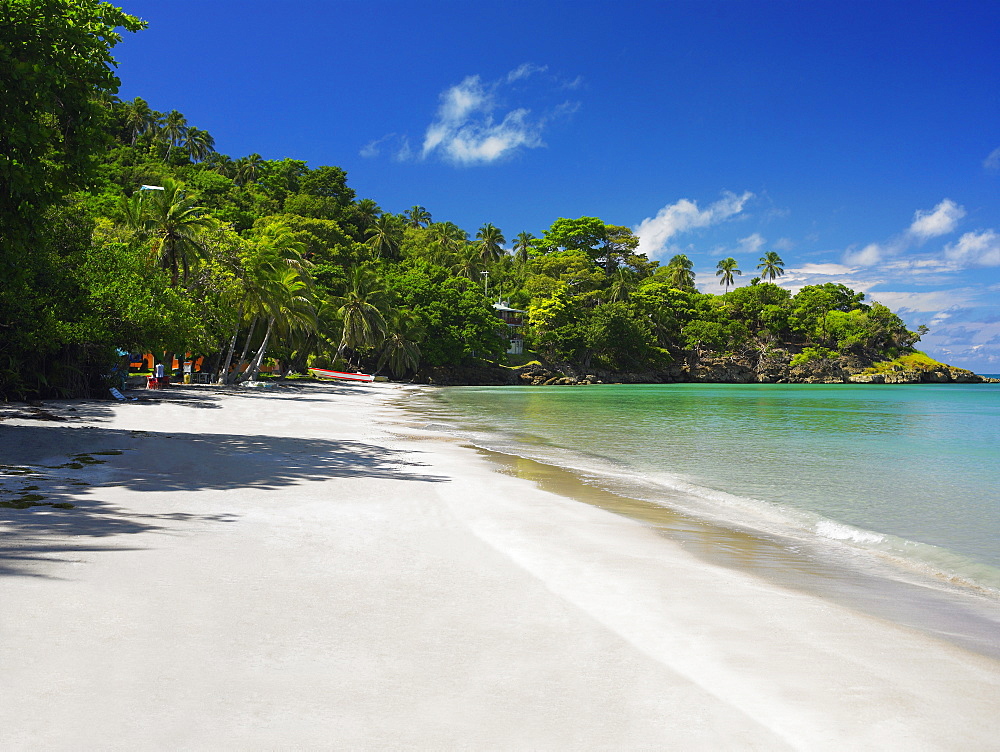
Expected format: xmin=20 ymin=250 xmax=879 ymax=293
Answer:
xmin=790 ymin=347 xmax=840 ymax=367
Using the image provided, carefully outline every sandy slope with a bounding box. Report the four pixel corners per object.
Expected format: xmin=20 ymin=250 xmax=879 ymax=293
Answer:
xmin=0 ymin=383 xmax=997 ymax=750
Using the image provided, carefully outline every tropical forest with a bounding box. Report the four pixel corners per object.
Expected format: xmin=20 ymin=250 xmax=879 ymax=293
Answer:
xmin=2 ymin=1 xmax=973 ymax=401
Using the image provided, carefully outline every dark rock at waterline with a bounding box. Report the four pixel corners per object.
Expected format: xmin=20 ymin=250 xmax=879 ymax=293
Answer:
xmin=410 ymin=350 xmax=995 ymax=386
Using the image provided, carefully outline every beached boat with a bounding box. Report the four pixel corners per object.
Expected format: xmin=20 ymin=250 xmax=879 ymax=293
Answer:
xmin=309 ymin=368 xmax=375 ymax=383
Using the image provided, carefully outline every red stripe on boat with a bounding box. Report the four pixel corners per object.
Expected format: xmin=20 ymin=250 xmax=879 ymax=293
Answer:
xmin=309 ymin=368 xmax=375 ymax=382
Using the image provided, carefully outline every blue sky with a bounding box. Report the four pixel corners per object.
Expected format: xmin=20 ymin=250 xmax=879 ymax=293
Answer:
xmin=115 ymin=0 xmax=1000 ymax=371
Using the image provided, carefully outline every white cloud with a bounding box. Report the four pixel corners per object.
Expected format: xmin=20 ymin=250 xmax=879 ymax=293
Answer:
xmin=773 ymin=237 xmax=795 ymax=251
xmin=928 ymin=310 xmax=951 ymax=327
xmin=360 ymin=133 xmax=412 ymax=161
xmin=418 ymin=65 xmax=573 ymax=166
xmin=506 ymin=63 xmax=547 ymax=83
xmin=844 ymin=242 xmax=884 ymax=266
xmin=790 ymin=262 xmax=857 ymax=276
xmin=944 ymin=230 xmax=1000 ymax=267
xmin=869 ymin=290 xmax=979 ymax=313
xmin=394 ymin=136 xmax=413 ymax=162
xmin=881 ymin=257 xmax=956 ymax=273
xmin=359 ymin=134 xmax=394 ymax=158
xmin=634 ymin=191 xmax=753 ymax=259
xmin=738 ymin=233 xmax=765 ymax=254
xmin=843 ymin=198 xmax=972 ymax=268
xmin=908 ymin=199 xmax=965 ymax=240
xmin=984 ymin=147 xmax=1000 ymax=171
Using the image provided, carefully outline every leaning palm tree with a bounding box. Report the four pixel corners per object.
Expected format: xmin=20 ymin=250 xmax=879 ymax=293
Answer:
xmin=365 ymin=214 xmax=403 ymax=260
xmin=757 ymin=251 xmax=785 ymax=282
xmin=251 ymin=219 xmax=310 ymax=270
xmin=663 ymin=253 xmax=696 ymax=290
xmin=334 ymin=266 xmax=388 ymax=365
xmin=512 ymin=232 xmax=535 ymax=263
xmin=122 ymin=179 xmax=214 ymax=287
xmin=243 ymin=266 xmax=316 ymax=382
xmin=232 ymin=225 xmax=312 ymax=383
xmin=716 ymin=257 xmax=742 ymax=293
xmin=475 ymin=223 xmax=506 ymax=264
xmin=404 ymin=205 xmax=432 ymax=228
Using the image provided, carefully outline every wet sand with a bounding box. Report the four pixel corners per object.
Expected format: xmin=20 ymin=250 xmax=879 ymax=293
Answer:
xmin=1 ymin=383 xmax=998 ymax=749
xmin=478 ymin=447 xmax=1000 ymax=661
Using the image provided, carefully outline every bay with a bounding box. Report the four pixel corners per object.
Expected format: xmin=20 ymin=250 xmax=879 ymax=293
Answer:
xmin=411 ymin=383 xmax=1000 ymax=591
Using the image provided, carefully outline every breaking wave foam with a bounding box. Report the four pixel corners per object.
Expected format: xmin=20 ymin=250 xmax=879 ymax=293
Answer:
xmin=815 ymin=521 xmax=887 ymax=545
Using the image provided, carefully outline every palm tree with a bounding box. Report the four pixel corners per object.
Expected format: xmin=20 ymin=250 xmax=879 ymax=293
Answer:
xmin=404 ymin=205 xmax=432 ymax=228
xmin=512 ymin=232 xmax=535 ymax=263
xmin=757 ymin=251 xmax=785 ymax=282
xmin=161 ymin=109 xmax=188 ymax=149
xmin=122 ymin=179 xmax=214 ymax=381
xmin=663 ymin=254 xmax=696 ymax=290
xmin=475 ymin=223 xmax=505 ymax=264
xmin=716 ymin=257 xmax=742 ymax=293
xmin=252 ymin=219 xmax=309 ymax=269
xmin=378 ymin=310 xmax=424 ymax=378
xmin=230 ymin=225 xmax=313 ymax=382
xmin=122 ymin=179 xmax=214 ymax=287
xmin=184 ymin=127 xmax=216 ymax=162
xmin=243 ymin=266 xmax=316 ymax=382
xmin=334 ymin=266 xmax=388 ymax=365
xmin=429 ymin=222 xmax=467 ymax=253
xmin=121 ymin=97 xmax=156 ymax=145
xmin=422 ymin=222 xmax=466 ymax=266
xmin=607 ymin=268 xmax=637 ymax=303
xmin=354 ymin=199 xmax=381 ymax=232
xmin=451 ymin=245 xmax=483 ymax=282
xmin=208 ymin=153 xmax=235 ymax=178
xmin=234 ymin=153 xmax=264 ymax=186
xmin=365 ymin=214 xmax=403 ymax=260
xmin=218 ymin=301 xmax=252 ymax=384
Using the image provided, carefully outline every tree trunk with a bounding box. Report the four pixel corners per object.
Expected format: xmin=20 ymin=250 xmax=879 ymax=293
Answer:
xmin=230 ymin=317 xmax=258 ymax=384
xmin=162 ymin=351 xmax=174 ymax=384
xmin=205 ymin=348 xmax=223 ymax=384
xmin=244 ymin=317 xmax=275 ymax=383
xmin=218 ymin=308 xmax=244 ymax=384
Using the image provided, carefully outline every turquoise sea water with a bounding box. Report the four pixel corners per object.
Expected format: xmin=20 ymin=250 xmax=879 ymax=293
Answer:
xmin=412 ymin=383 xmax=1000 ymax=592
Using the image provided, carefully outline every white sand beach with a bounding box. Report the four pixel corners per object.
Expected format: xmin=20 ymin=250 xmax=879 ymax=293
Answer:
xmin=1 ymin=383 xmax=998 ymax=750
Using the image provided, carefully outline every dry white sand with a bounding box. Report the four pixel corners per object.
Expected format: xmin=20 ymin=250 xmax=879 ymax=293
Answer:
xmin=1 ymin=383 xmax=998 ymax=750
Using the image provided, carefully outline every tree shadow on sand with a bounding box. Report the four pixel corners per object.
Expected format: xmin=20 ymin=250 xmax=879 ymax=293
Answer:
xmin=0 ymin=418 xmax=447 ymax=579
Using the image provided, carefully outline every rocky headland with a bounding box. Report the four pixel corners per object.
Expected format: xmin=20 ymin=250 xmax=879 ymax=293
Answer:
xmin=414 ymin=350 xmax=999 ymax=387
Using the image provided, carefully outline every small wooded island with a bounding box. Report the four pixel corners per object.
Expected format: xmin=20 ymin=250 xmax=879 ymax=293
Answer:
xmin=2 ymin=3 xmax=994 ymax=400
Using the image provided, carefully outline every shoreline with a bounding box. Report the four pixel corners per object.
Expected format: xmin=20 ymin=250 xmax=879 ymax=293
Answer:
xmin=2 ymin=383 xmax=999 ymax=748
xmin=474 ymin=445 xmax=1000 ymax=661
xmin=401 ymin=381 xmax=1000 ymax=590
xmin=393 ymin=386 xmax=1000 ymax=661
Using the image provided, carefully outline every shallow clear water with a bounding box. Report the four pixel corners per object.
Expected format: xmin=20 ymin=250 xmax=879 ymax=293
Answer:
xmin=414 ymin=383 xmax=1000 ymax=590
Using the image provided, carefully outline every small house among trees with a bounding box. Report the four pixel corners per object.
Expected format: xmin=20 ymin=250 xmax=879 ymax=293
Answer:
xmin=493 ymin=302 xmax=525 ymax=355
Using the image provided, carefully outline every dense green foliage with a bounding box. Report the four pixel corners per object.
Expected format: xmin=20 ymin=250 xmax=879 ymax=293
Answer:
xmin=0 ymin=2 xmax=924 ymax=398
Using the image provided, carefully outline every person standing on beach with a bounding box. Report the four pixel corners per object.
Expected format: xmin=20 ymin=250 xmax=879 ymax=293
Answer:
xmin=154 ymin=360 xmax=167 ymax=387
